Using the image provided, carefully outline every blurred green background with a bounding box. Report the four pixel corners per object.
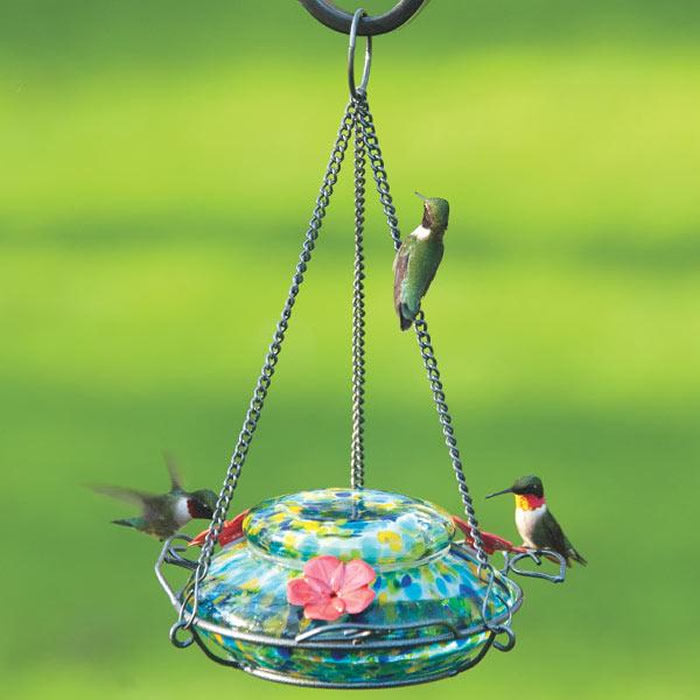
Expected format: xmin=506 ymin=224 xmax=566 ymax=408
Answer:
xmin=2 ymin=1 xmax=699 ymax=698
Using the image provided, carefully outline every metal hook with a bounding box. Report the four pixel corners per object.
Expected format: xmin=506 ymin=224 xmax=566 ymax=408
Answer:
xmin=492 ymin=625 xmax=516 ymax=652
xmin=169 ymin=621 xmax=194 ymax=648
xmin=348 ymin=9 xmax=371 ymax=99
xmin=299 ymin=0 xmax=430 ymax=36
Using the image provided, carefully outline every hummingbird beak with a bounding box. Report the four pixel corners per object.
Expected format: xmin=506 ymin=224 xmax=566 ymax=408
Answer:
xmin=414 ymin=191 xmax=427 ymax=201
xmin=486 ymin=487 xmax=513 ymax=499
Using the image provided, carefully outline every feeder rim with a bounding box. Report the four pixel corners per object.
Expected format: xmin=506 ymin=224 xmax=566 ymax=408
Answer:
xmin=299 ymin=0 xmax=430 ymax=36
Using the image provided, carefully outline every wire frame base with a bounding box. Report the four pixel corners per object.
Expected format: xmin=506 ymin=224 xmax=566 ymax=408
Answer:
xmin=156 ymin=535 xmax=524 ymax=689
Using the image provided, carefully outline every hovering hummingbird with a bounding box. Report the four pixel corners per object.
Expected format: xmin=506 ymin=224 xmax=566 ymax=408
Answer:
xmin=486 ymin=474 xmax=587 ymax=567
xmin=393 ymin=193 xmax=449 ymax=331
xmin=91 ymin=453 xmax=217 ymax=540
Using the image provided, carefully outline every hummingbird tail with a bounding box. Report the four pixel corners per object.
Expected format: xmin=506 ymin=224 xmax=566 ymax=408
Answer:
xmin=572 ymin=549 xmax=587 ymax=566
xmin=112 ymin=518 xmax=138 ymax=529
xmin=398 ymin=305 xmax=413 ymax=331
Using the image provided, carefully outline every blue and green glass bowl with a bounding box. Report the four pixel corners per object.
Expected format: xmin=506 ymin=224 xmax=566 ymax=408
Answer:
xmin=169 ymin=488 xmax=522 ymax=688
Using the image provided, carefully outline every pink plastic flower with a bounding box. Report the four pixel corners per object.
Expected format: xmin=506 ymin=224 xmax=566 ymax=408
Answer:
xmin=287 ymin=555 xmax=377 ymax=621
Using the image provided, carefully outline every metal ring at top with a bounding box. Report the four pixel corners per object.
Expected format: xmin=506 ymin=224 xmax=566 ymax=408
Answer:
xmin=348 ymin=10 xmax=371 ymax=99
xmin=299 ymin=0 xmax=430 ymax=36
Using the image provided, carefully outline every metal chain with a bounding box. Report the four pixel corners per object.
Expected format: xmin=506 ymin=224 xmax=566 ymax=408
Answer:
xmin=355 ymin=97 xmax=490 ymax=572
xmin=171 ymin=101 xmax=356 ymax=644
xmin=350 ymin=104 xmax=367 ymax=489
xmin=354 ymin=99 xmax=401 ymax=250
xmin=412 ymin=311 xmax=490 ymax=571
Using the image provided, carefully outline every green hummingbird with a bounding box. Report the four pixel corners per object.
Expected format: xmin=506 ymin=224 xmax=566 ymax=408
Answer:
xmin=91 ymin=453 xmax=217 ymax=540
xmin=393 ymin=193 xmax=450 ymax=331
xmin=486 ymin=474 xmax=587 ymax=567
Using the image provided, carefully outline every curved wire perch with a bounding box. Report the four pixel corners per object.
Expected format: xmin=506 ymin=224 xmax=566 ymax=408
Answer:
xmin=154 ymin=535 xmax=196 ymax=608
xmin=501 ymin=549 xmax=568 ymax=584
xmin=299 ymin=0 xmax=431 ymax=36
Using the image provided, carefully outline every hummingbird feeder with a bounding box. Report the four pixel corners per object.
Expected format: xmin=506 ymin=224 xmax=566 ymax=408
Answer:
xmin=156 ymin=1 xmax=567 ymax=689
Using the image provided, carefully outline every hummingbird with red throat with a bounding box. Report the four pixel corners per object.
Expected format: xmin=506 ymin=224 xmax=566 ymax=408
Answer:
xmin=91 ymin=453 xmax=217 ymax=541
xmin=486 ymin=474 xmax=587 ymax=567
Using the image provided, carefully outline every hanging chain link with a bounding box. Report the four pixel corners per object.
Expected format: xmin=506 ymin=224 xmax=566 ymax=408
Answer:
xmin=170 ymin=101 xmax=356 ymax=645
xmin=355 ymin=97 xmax=491 ymax=573
xmin=412 ymin=311 xmax=490 ymax=572
xmin=350 ymin=107 xmax=367 ymax=489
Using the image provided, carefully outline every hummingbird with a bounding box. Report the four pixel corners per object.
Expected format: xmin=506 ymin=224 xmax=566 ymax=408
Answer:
xmin=91 ymin=453 xmax=217 ymax=540
xmin=486 ymin=474 xmax=587 ymax=567
xmin=393 ymin=193 xmax=449 ymax=331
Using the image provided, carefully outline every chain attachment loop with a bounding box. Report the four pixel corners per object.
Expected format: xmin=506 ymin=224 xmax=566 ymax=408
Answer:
xmin=348 ymin=10 xmax=372 ymax=99
xmin=169 ymin=621 xmax=194 ymax=648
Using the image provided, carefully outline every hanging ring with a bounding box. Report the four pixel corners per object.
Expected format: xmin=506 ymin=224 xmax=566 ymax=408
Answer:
xmin=348 ymin=9 xmax=372 ymax=99
xmin=492 ymin=625 xmax=517 ymax=652
xmin=169 ymin=621 xmax=194 ymax=648
xmin=299 ymin=0 xmax=430 ymax=36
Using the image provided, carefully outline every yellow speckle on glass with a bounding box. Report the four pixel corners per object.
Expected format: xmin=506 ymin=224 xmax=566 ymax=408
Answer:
xmin=378 ymin=530 xmax=403 ymax=551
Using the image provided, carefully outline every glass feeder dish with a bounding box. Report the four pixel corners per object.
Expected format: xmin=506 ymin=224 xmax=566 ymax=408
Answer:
xmin=157 ymin=488 xmax=523 ymax=688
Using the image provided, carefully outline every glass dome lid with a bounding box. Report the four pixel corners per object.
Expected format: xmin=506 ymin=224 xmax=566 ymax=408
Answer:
xmin=243 ymin=488 xmax=455 ymax=567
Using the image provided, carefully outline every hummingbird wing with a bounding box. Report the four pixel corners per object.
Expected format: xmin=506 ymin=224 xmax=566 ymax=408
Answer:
xmin=90 ymin=483 xmax=155 ymax=506
xmin=419 ymin=244 xmax=443 ymax=297
xmin=92 ymin=484 xmax=180 ymax=538
xmin=539 ymin=510 xmax=572 ymax=562
xmin=393 ymin=230 xmax=445 ymax=331
xmin=162 ymin=450 xmax=184 ymax=491
xmin=393 ymin=240 xmax=412 ymax=329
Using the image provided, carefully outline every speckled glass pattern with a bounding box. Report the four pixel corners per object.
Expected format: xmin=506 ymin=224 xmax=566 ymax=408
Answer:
xmin=244 ymin=488 xmax=455 ymax=566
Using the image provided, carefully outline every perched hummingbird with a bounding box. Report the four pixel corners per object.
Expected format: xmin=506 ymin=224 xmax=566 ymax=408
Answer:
xmin=393 ymin=193 xmax=450 ymax=331
xmin=486 ymin=474 xmax=587 ymax=567
xmin=91 ymin=453 xmax=217 ymax=540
